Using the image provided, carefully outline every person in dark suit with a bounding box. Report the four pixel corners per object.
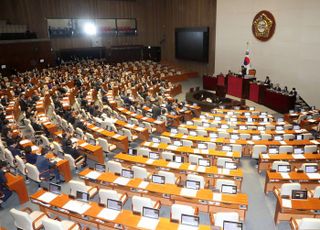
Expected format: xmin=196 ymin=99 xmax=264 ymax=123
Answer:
xmin=152 ymin=104 xmax=161 ymax=119
xmin=35 ymin=149 xmax=61 ymax=183
xmin=264 ymin=76 xmax=271 ymax=85
xmin=290 ymin=88 xmax=297 ymax=97
xmin=25 ymin=146 xmax=37 ymax=165
xmin=62 ymin=140 xmax=86 ymax=167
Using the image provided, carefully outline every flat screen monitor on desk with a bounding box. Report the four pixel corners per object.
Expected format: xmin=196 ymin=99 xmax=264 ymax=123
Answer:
xmin=239 ymin=126 xmax=247 ymax=130
xmin=244 ymin=112 xmax=251 ymax=116
xmin=186 ymin=121 xmax=194 ymax=125
xmin=252 ymin=135 xmax=261 ymax=140
xmin=174 ymin=141 xmax=182 ymax=147
xmin=305 ymin=165 xmax=318 ymax=173
xmin=269 ymin=148 xmax=278 ymax=154
xmin=293 ymin=148 xmax=304 ymax=154
xmin=227 ymin=112 xmax=234 ymax=115
xmin=171 ymin=128 xmax=178 ymax=134
xmin=149 ymin=152 xmax=160 ymax=160
xmin=230 ymin=117 xmax=237 ymax=122
xmin=203 ymin=122 xmax=209 ymax=127
xmin=128 ymin=148 xmax=137 ymax=156
xmin=277 ymin=118 xmax=284 ymax=122
xmin=292 ymin=190 xmax=308 ymax=200
xmin=185 ymin=180 xmax=200 ymax=190
xmin=293 ymin=125 xmax=300 ymax=130
xmin=76 ymin=191 xmax=89 ymax=203
xmin=258 ymin=126 xmax=266 ymax=131
xmin=95 ymin=163 xmax=106 ymax=172
xmin=276 ymin=126 xmax=284 ymax=131
xmin=198 ymin=143 xmax=207 ymax=149
xmin=215 ymin=117 xmax=221 ymax=121
xmin=121 ymin=169 xmax=134 ymax=179
xmin=223 ymin=220 xmax=243 ymax=230
xmin=274 ymin=135 xmax=283 ymax=141
xmin=249 ymin=107 xmax=255 ymax=111
xmin=210 ymin=133 xmax=218 ymax=138
xmin=143 ymin=207 xmax=159 ymax=219
xmin=221 ymin=184 xmax=237 ymax=194
xmin=222 ymin=146 xmax=232 ymax=152
xmin=107 ymin=199 xmax=122 ymax=211
xmin=278 ymin=165 xmax=291 ymax=173
xmin=221 ymin=124 xmax=229 ymax=129
xmin=198 ymin=158 xmax=210 ymax=167
xmin=174 ymin=155 xmax=184 ymax=163
xmin=231 ymin=134 xmax=239 ymax=140
xmin=296 ymin=135 xmax=303 ymax=140
xmin=225 ymin=161 xmax=237 ymax=170
xmin=189 ymin=131 xmax=197 ymax=136
xmin=181 ymin=214 xmax=199 ymax=227
xmin=152 ymin=175 xmax=165 ymax=184
xmin=247 ymin=118 xmax=253 ymax=123
xmin=152 ymin=137 xmax=160 ymax=143
xmin=49 ymin=183 xmax=61 ymax=195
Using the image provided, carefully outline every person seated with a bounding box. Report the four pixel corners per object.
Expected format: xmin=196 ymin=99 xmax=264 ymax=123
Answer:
xmin=282 ymin=86 xmax=289 ymax=94
xmin=290 ymin=88 xmax=297 ymax=97
xmin=35 ymin=148 xmax=62 ymax=183
xmin=25 ymin=146 xmax=37 ymax=165
xmin=0 ymin=160 xmax=13 ymax=209
xmin=62 ymin=140 xmax=86 ymax=167
xmin=273 ymin=83 xmax=281 ymax=92
xmin=8 ymin=142 xmax=22 ymax=157
xmin=264 ymin=76 xmax=271 ymax=85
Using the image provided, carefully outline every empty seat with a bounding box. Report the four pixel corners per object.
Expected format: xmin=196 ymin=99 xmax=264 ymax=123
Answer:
xmin=161 ymin=151 xmax=175 ymax=161
xmin=279 ymin=145 xmax=293 ymax=154
xmin=160 ymin=136 xmax=171 ymax=144
xmin=182 ymin=140 xmax=193 ymax=147
xmin=271 ymin=161 xmax=290 ymax=171
xmin=132 ymin=196 xmax=160 ymax=214
xmin=215 ymin=179 xmax=236 ymax=192
xmin=252 ymin=145 xmax=267 ymax=159
xmin=304 ymin=145 xmax=318 ymax=153
xmin=158 ymin=170 xmax=180 ymax=185
xmin=69 ymin=180 xmax=98 ymax=198
xmin=186 ymin=174 xmax=206 ymax=189
xmin=291 ymin=218 xmax=320 ymax=230
xmin=212 ymin=212 xmax=240 ymax=228
xmin=10 ymin=208 xmax=48 ymax=230
xmin=137 ymin=147 xmax=150 ymax=157
xmin=42 ymin=218 xmax=80 ymax=230
xmin=171 ymin=204 xmax=198 ymax=223
xmin=280 ymin=183 xmax=301 ymax=197
xmin=106 ymin=160 xmax=123 ymax=175
xmin=132 ymin=165 xmax=150 ymax=179
xmin=98 ymin=189 xmax=128 ymax=206
xmin=189 ymin=154 xmax=203 ymax=165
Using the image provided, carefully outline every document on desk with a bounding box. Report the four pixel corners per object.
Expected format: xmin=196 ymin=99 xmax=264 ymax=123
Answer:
xmin=229 ymin=139 xmax=236 ymax=144
xmin=292 ymin=154 xmax=305 ymax=159
xmin=218 ymin=168 xmax=230 ymax=175
xmin=178 ymin=224 xmax=199 ymax=230
xmin=310 ymin=140 xmax=320 ymax=145
xmin=247 ymin=141 xmax=254 ymax=145
xmin=146 ymin=159 xmax=154 ymax=164
xmin=20 ymin=139 xmax=31 ymax=145
xmin=280 ymin=173 xmax=290 ymax=179
xmin=92 ymin=126 xmax=99 ymax=131
xmin=38 ymin=192 xmax=58 ymax=203
xmin=79 ymin=143 xmax=88 ymax=148
xmin=201 ymin=149 xmax=209 ymax=154
xmin=136 ymin=127 xmax=144 ymax=131
xmin=31 ymin=146 xmax=39 ymax=151
xmin=280 ymin=141 xmax=287 ymax=145
xmin=193 ymin=149 xmax=200 ymax=154
xmin=86 ymin=171 xmax=102 ymax=180
xmin=306 ymin=173 xmax=320 ymax=179
xmin=71 ymin=137 xmax=78 ymax=143
xmin=113 ymin=134 xmax=121 ymax=139
xmin=138 ymin=181 xmax=149 ymax=189
xmin=137 ymin=217 xmax=159 ymax=230
xmin=113 ymin=177 xmax=130 ymax=186
xmin=275 ymin=130 xmax=285 ymax=134
xmin=188 ymin=165 xmax=196 ymax=171
xmin=167 ymin=162 xmax=181 ymax=169
xmin=97 ymin=208 xmax=120 ymax=221
xmin=197 ymin=166 xmax=206 ymax=173
xmin=226 ymin=152 xmax=233 ymax=157
xmin=213 ymin=193 xmax=222 ymax=202
xmin=281 ymin=199 xmax=292 ymax=208
xmin=62 ymin=200 xmax=91 ymax=214
xmin=261 ymin=154 xmax=270 ymax=159
xmin=180 ymin=188 xmax=198 ymax=197
xmin=168 ymin=145 xmax=178 ymax=151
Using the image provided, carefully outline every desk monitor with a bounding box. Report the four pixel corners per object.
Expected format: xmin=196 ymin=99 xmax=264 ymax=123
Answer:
xmin=293 ymin=125 xmax=300 ymax=130
xmin=227 ymin=112 xmax=234 ymax=116
xmin=305 ymin=165 xmax=318 ymax=173
xmin=221 ymin=124 xmax=229 ymax=129
xmin=223 ymin=220 xmax=243 ymax=230
xmin=249 ymin=107 xmax=255 ymax=111
xmin=152 ymin=174 xmax=165 ymax=184
xmin=107 ymin=199 xmax=122 ymax=211
xmin=296 ymin=135 xmax=303 ymax=140
xmin=225 ymin=161 xmax=237 ymax=170
xmin=292 ymin=190 xmax=308 ymax=200
xmin=149 ymin=152 xmax=160 ymax=160
xmin=244 ymin=112 xmax=251 ymax=116
xmin=210 ymin=133 xmax=218 ymax=138
xmin=121 ymin=169 xmax=134 ymax=179
xmin=173 ymin=141 xmax=182 ymax=147
xmin=278 ymin=165 xmax=291 ymax=173
xmin=185 ymin=180 xmax=200 ymax=190
xmin=152 ymin=137 xmax=160 ymax=143
xmin=231 ymin=134 xmax=239 ymax=140
xmin=143 ymin=207 xmax=159 ymax=219
xmin=171 ymin=128 xmax=178 ymax=134
xmin=189 ymin=131 xmax=197 ymax=136
xmin=275 ymin=126 xmax=284 ymax=131
xmin=268 ymin=148 xmax=278 ymax=154
xmin=247 ymin=118 xmax=253 ymax=123
xmin=128 ymin=148 xmax=137 ymax=156
xmin=221 ymin=184 xmax=237 ymax=194
xmin=222 ymin=146 xmax=232 ymax=152
xmin=261 ymin=112 xmax=267 ymax=116
xmin=230 ymin=117 xmax=237 ymax=122
xmin=239 ymin=126 xmax=247 ymax=130
xmin=252 ymin=135 xmax=261 ymax=140
xmin=198 ymin=143 xmax=208 ymax=149
xmin=277 ymin=118 xmax=284 ymax=122
xmin=274 ymin=135 xmax=283 ymax=141
xmin=95 ymin=163 xmax=106 ymax=172
xmin=49 ymin=183 xmax=61 ymax=195
xmin=174 ymin=155 xmax=184 ymax=163
xmin=293 ymin=148 xmax=304 ymax=154
xmin=199 ymin=115 xmax=206 ymax=119
xmin=203 ymin=122 xmax=210 ymax=127
xmin=215 ymin=117 xmax=222 ymax=121
xmin=186 ymin=121 xmax=194 ymax=125
xmin=181 ymin=214 xmax=199 ymax=227
xmin=258 ymin=126 xmax=266 ymax=131
xmin=76 ymin=191 xmax=89 ymax=203
xmin=263 ymin=118 xmax=268 ymax=123
xmin=198 ymin=158 xmax=210 ymax=167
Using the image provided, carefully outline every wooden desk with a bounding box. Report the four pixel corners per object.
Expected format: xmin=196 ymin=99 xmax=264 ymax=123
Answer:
xmin=31 ymin=189 xmax=212 ymax=230
xmin=79 ymin=168 xmax=248 ymax=219
xmin=5 ymin=172 xmax=29 ymax=204
xmin=264 ymin=171 xmax=320 ymax=194
xmin=115 ymin=119 xmax=149 ymax=141
xmin=258 ymin=153 xmax=320 ymax=173
xmin=115 ymin=153 xmax=243 ymax=189
xmin=77 ymin=140 xmax=104 ymax=164
xmin=274 ymin=188 xmax=320 ymax=224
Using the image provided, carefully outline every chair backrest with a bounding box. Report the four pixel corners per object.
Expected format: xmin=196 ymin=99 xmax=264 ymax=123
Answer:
xmin=64 ymin=154 xmax=76 ymax=169
xmin=303 ymin=133 xmax=313 ymax=140
xmin=132 ymin=196 xmax=154 ymax=214
xmin=187 ymin=174 xmax=205 ymax=189
xmin=178 ymin=127 xmax=188 ymax=134
xmin=271 ymin=161 xmax=289 ymax=171
xmin=15 ymin=155 xmax=26 ymax=175
xmin=25 ymin=163 xmax=41 ymax=182
xmin=216 ymin=157 xmax=234 ymax=168
xmin=69 ymin=180 xmax=88 ymax=196
xmin=5 ymin=148 xmax=15 ymax=167
xmin=280 ymin=183 xmax=301 ymax=196
xmin=206 ymin=142 xmax=216 ymax=150
xmin=197 ymin=130 xmax=208 ymax=137
xmin=40 ymin=135 xmax=50 ymax=147
xmin=132 ymin=166 xmax=148 ymax=179
xmin=42 ymin=218 xmax=64 ymax=230
xmin=218 ymin=132 xmax=230 ymax=138
xmin=107 ymin=160 xmax=123 ymax=174
xmin=158 ymin=171 xmax=176 ymax=184
xmin=97 ymin=138 xmax=109 ymax=152
xmin=182 ymin=140 xmax=193 ymax=147
xmin=189 ymin=154 xmax=203 ymax=165
xmin=171 ymin=204 xmax=195 ymax=222
xmin=85 ymin=132 xmax=94 ymax=140
xmin=252 ymin=145 xmax=267 ymax=159
xmin=160 ymin=136 xmax=171 ymax=144
xmin=215 ymin=179 xmax=236 ymax=191
xmin=161 ymin=151 xmax=175 ymax=161
xmin=99 ymin=189 xmax=121 ymax=205
xmin=75 ymin=128 xmax=84 ymax=137
xmin=240 ymin=133 xmax=251 ymax=140
xmin=283 ymin=134 xmax=295 ymax=140
xmin=261 ymin=134 xmax=272 ymax=140
xmin=137 ymin=147 xmax=150 ymax=157
xmin=122 ymin=128 xmax=132 ymax=140
xmin=304 ymin=145 xmax=318 ymax=153
xmin=53 ymin=141 xmax=63 ymax=154
xmin=230 ymin=144 xmax=242 ymax=154
xmin=313 ymin=186 xmax=320 ymax=198
xmin=298 ymin=218 xmax=320 ymax=229
xmin=214 ymin=212 xmax=240 ymax=228
xmin=10 ymin=208 xmax=32 ymax=230
xmin=279 ymin=145 xmax=293 ymax=154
